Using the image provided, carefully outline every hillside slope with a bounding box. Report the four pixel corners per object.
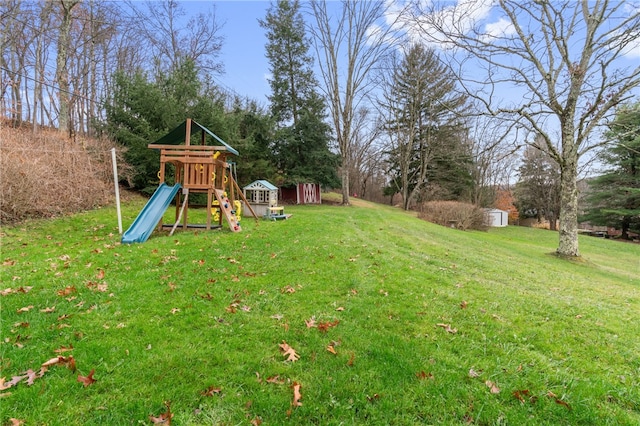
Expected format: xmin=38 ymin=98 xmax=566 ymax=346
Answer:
xmin=1 ymin=198 xmax=638 ymax=424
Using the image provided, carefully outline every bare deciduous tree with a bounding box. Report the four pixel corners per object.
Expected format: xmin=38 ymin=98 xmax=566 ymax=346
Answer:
xmin=409 ymin=0 xmax=640 ymax=257
xmin=348 ymin=106 xmax=383 ymax=199
xmin=468 ymin=116 xmax=519 ymax=207
xmin=309 ymin=0 xmax=401 ymax=205
xmin=133 ymin=0 xmax=224 ymax=76
xmin=55 ymin=0 xmax=81 ymax=136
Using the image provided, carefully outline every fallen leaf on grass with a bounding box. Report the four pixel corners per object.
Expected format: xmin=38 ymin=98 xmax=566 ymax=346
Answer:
xmin=170 ymin=308 xmax=180 ymax=314
xmin=8 ymin=419 xmax=24 ymax=426
xmin=96 ymin=269 xmax=105 ymax=280
xmin=266 ymin=375 xmax=285 ymax=385
xmin=201 ymin=385 xmax=222 ymax=396
xmin=335 ymin=306 xmax=345 ymax=311
xmin=280 ymin=285 xmax=296 ymax=294
xmin=40 ymin=306 xmax=56 ymax=313
xmin=546 ymin=391 xmax=571 ymax=410
xmin=77 ymin=370 xmax=97 ymax=387
xmin=24 ymin=369 xmax=38 ymax=386
xmin=347 ymin=352 xmax=355 ymax=366
xmin=416 ymin=371 xmax=434 ymax=380
xmin=86 ymin=281 xmax=108 ymax=292
xmin=485 ymin=380 xmax=500 ymax=394
xmin=305 ymin=317 xmax=316 ymax=328
xmin=150 ymin=401 xmax=173 ymax=424
xmin=513 ymin=389 xmax=530 ymax=403
xmin=291 ymin=382 xmax=302 ymax=407
xmin=0 ymin=377 xmax=21 ymax=391
xmin=42 ymin=355 xmax=76 ymax=372
xmin=16 ymin=306 xmax=34 ymax=313
xmin=317 ymin=320 xmax=339 ymax=333
xmin=460 ymin=301 xmax=468 ymax=309
xmin=279 ymin=341 xmax=300 ymax=362
xmin=326 ymin=345 xmax=337 ymax=355
xmin=367 ymin=393 xmax=380 ymax=402
xmin=436 ymin=323 xmax=457 ymax=334
xmin=468 ymin=368 xmax=482 ymax=378
xmin=57 ymin=286 xmax=77 ymax=296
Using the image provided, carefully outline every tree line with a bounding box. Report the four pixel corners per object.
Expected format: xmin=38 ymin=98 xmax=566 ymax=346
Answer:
xmin=2 ymin=0 xmax=638 ymax=254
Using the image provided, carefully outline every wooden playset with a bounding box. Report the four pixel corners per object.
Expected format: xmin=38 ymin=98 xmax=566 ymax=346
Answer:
xmin=151 ymin=119 xmax=257 ymax=232
xmin=121 ymin=119 xmax=257 ymax=244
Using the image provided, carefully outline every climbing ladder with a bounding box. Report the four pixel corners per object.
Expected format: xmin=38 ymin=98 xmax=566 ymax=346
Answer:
xmin=214 ymin=189 xmax=241 ymax=232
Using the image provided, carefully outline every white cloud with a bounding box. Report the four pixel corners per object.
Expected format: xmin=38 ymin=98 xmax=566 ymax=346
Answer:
xmin=402 ymin=0 xmax=497 ymax=49
xmin=622 ymin=43 xmax=640 ymax=59
xmin=483 ymin=17 xmax=515 ymax=40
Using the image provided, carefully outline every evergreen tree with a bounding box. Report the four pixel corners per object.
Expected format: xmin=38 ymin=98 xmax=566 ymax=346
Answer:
xmin=104 ymin=60 xmax=227 ymax=193
xmin=259 ymin=0 xmax=339 ymax=188
xmin=380 ymin=45 xmax=469 ymax=210
xmin=225 ymin=99 xmax=277 ymax=186
xmin=581 ymin=104 xmax=640 ymax=239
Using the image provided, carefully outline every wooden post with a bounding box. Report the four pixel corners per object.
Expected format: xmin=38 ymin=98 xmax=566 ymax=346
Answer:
xmin=207 ymin=189 xmax=212 ymax=230
xmin=232 ymin=176 xmax=259 ymax=220
xmin=185 ymin=118 xmax=192 ymax=146
xmin=182 ymin=191 xmax=189 ymax=230
xmin=170 ymin=189 xmax=189 ymax=236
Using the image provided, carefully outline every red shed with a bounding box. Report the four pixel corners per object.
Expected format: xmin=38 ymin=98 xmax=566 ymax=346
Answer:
xmin=280 ymin=183 xmax=321 ymax=204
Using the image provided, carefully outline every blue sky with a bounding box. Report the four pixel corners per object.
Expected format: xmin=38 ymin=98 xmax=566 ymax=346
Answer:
xmin=182 ymin=1 xmax=273 ymax=103
xmin=180 ymin=0 xmax=639 ymax=108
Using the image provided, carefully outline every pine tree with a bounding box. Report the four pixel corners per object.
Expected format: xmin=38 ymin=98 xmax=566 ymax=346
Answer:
xmin=380 ymin=45 xmax=469 ymax=210
xmin=581 ymin=104 xmax=640 ymax=239
xmin=259 ymin=0 xmax=339 ymax=188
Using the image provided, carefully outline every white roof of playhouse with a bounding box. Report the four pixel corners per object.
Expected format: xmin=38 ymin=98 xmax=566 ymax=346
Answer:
xmin=243 ymin=180 xmax=278 ymax=191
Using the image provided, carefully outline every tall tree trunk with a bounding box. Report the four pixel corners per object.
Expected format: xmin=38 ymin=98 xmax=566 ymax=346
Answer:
xmin=557 ymin=156 xmax=579 ymax=257
xmin=55 ymin=0 xmax=79 ymax=136
xmin=340 ymin=164 xmax=350 ymax=205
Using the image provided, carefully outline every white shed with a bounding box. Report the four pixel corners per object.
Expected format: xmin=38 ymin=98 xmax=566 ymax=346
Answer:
xmin=243 ymin=180 xmax=278 ymax=217
xmin=485 ymin=209 xmax=509 ymax=227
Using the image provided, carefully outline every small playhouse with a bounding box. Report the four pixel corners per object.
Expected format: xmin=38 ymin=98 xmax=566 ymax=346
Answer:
xmin=243 ymin=180 xmax=278 ymax=217
xmin=243 ymin=180 xmax=291 ymax=220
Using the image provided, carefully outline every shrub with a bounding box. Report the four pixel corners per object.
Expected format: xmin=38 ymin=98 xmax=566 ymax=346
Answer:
xmin=0 ymin=124 xmax=129 ymax=223
xmin=418 ymin=200 xmax=487 ymax=231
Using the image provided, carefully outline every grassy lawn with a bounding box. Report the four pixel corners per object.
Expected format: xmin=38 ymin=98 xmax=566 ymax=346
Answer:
xmin=1 ymin=195 xmax=639 ymax=425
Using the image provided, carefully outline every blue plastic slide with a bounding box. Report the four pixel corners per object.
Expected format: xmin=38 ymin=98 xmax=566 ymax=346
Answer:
xmin=121 ymin=183 xmax=182 ymax=244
